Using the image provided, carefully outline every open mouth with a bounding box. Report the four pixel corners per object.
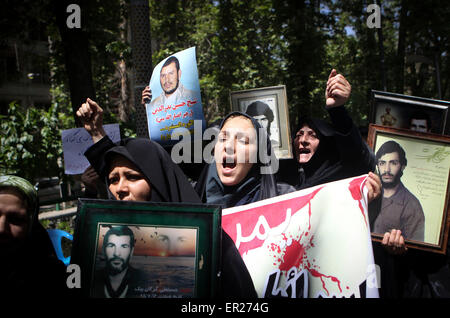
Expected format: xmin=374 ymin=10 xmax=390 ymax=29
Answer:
xmin=222 ymin=156 xmax=237 ymax=171
xmin=298 ymin=148 xmax=311 ymax=154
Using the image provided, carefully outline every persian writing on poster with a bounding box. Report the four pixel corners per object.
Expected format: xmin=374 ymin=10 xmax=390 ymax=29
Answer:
xmin=61 ymin=124 xmax=121 ymax=175
xmin=222 ymin=175 xmax=380 ymax=298
xmin=145 ymin=47 xmax=206 ymax=146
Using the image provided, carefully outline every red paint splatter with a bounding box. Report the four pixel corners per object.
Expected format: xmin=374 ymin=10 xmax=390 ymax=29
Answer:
xmin=270 ymin=243 xmax=282 ymax=254
xmin=269 ymin=229 xmax=344 ymax=296
xmin=349 ymin=176 xmax=368 ymax=226
xmin=308 ymin=268 xmax=343 ymax=296
xmin=279 ymin=239 xmax=306 ymax=271
xmin=257 ymin=185 xmax=349 ymax=296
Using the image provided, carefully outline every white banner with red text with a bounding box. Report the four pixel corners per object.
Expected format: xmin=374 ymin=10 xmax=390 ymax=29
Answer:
xmin=222 ymin=175 xmax=379 ymax=298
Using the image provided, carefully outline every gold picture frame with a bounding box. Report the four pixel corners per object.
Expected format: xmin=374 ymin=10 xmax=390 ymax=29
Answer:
xmin=368 ymin=124 xmax=450 ymax=254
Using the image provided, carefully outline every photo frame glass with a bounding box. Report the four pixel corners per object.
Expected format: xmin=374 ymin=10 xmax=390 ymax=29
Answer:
xmin=230 ymin=85 xmax=292 ymax=159
xmin=71 ymin=199 xmax=221 ymax=298
xmin=368 ymin=124 xmax=450 ymax=253
xmin=371 ymin=90 xmax=449 ymax=135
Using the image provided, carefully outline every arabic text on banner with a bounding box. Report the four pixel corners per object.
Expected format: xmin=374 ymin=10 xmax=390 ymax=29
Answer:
xmin=222 ymin=175 xmax=379 ymax=298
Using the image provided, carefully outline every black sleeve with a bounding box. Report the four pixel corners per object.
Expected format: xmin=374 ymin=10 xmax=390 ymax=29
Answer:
xmin=84 ymin=135 xmax=117 ymax=180
xmin=193 ymin=164 xmax=210 ymax=203
xmin=328 ymin=106 xmax=376 ymax=173
xmin=219 ymin=230 xmax=258 ymax=298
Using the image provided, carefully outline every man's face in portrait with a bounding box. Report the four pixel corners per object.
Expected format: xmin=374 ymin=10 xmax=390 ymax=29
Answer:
xmin=160 ymin=62 xmax=180 ymax=96
xmin=105 ymin=234 xmax=133 ymax=275
xmin=410 ymin=118 xmax=429 ymax=133
xmin=252 ymin=114 xmax=270 ymax=135
xmin=377 ymin=151 xmax=405 ymax=189
xmin=154 ymin=228 xmax=196 ymax=257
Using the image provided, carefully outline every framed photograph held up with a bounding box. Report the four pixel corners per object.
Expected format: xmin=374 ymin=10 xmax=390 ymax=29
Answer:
xmin=370 ymin=90 xmax=450 ymax=135
xmin=230 ymin=85 xmax=293 ymax=159
xmin=71 ymin=199 xmax=221 ymax=298
xmin=367 ymin=124 xmax=450 ymax=254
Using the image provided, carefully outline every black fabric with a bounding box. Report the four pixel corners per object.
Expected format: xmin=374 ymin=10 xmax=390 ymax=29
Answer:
xmin=86 ymin=137 xmax=200 ymax=203
xmin=204 ymin=162 xmax=262 ymax=208
xmin=84 ymin=136 xmax=257 ymax=298
xmin=220 ymin=231 xmax=260 ymax=298
xmin=195 ymin=111 xmax=293 ymax=208
xmin=0 ymin=176 xmax=69 ymax=298
xmin=371 ymin=238 xmax=450 ymax=298
xmin=277 ymin=106 xmax=375 ymax=190
xmin=93 ymin=266 xmax=148 ymax=298
xmin=371 ymin=240 xmax=404 ymax=298
xmin=397 ymin=242 xmax=450 ymax=298
xmin=0 ymin=220 xmax=69 ymax=297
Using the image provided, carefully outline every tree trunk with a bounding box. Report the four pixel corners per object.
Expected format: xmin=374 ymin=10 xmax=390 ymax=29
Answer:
xmin=396 ymin=0 xmax=407 ymax=94
xmin=129 ymin=0 xmax=153 ymax=138
xmin=53 ymin=0 xmax=96 ymax=127
xmin=376 ymin=0 xmax=387 ymax=91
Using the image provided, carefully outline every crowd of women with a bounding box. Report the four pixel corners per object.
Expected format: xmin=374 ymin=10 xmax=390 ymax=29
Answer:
xmin=1 ymin=69 xmax=449 ymax=298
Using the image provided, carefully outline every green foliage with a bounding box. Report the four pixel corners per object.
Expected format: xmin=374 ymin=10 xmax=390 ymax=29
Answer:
xmin=147 ymin=0 xmax=450 ymax=132
xmin=40 ymin=219 xmax=74 ymax=235
xmin=0 ymin=100 xmax=74 ymax=183
xmin=4 ymin=0 xmax=450 ymax=187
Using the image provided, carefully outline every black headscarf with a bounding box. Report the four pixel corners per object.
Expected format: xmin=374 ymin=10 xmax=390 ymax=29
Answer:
xmin=0 ymin=175 xmax=68 ymax=297
xmin=85 ymin=136 xmax=258 ymax=297
xmin=101 ymin=138 xmax=201 ymax=203
xmin=294 ymin=117 xmax=341 ymax=189
xmin=291 ymin=107 xmax=375 ymax=190
xmin=195 ymin=112 xmax=279 ymax=208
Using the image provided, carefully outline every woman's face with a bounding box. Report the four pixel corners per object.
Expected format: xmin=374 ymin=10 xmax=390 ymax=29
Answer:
xmin=215 ymin=116 xmax=257 ymax=186
xmin=294 ymin=124 xmax=320 ymax=164
xmin=108 ymin=155 xmax=151 ymax=201
xmin=0 ymin=189 xmax=29 ymax=245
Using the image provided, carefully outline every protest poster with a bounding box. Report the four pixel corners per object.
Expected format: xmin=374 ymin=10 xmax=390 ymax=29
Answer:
xmin=145 ymin=47 xmax=206 ymax=146
xmin=222 ymin=175 xmax=380 ymax=298
xmin=61 ymin=124 xmax=121 ymax=175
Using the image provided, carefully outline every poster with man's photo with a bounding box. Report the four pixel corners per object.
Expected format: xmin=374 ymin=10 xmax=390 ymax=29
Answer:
xmin=368 ymin=124 xmax=450 ymax=253
xmin=230 ymin=85 xmax=293 ymax=159
xmin=71 ymin=199 xmax=221 ymax=298
xmin=145 ymin=47 xmax=206 ymax=146
xmin=92 ymin=224 xmax=197 ymax=298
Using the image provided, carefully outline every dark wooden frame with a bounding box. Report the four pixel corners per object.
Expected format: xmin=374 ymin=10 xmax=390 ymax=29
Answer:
xmin=71 ymin=199 xmax=222 ymax=297
xmin=370 ymin=90 xmax=449 ymax=135
xmin=368 ymin=124 xmax=450 ymax=254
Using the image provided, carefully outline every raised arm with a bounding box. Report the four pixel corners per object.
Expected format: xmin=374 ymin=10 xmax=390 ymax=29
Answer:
xmin=76 ymin=98 xmax=106 ymax=143
xmin=76 ymin=98 xmax=114 ymax=179
xmin=325 ymin=69 xmax=351 ymax=109
xmin=325 ymin=69 xmax=375 ymax=172
xmin=325 ymin=69 xmax=354 ymax=135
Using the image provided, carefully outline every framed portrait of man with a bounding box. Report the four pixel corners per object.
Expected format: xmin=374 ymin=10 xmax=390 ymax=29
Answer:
xmin=230 ymin=85 xmax=292 ymax=159
xmin=71 ymin=199 xmax=221 ymax=297
xmin=370 ymin=90 xmax=450 ymax=135
xmin=367 ymin=124 xmax=450 ymax=254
